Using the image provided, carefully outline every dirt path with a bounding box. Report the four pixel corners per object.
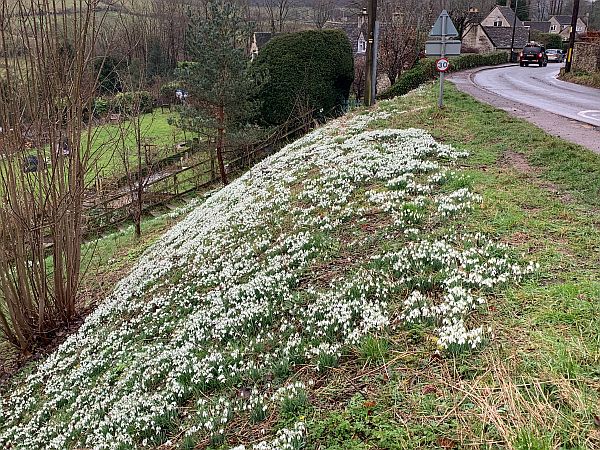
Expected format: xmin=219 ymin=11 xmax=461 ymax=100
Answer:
xmin=448 ymin=66 xmax=600 ymax=154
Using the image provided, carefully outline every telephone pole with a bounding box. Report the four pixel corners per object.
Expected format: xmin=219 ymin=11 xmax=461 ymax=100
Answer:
xmin=565 ymin=0 xmax=580 ymax=73
xmin=510 ymin=0 xmax=519 ymax=63
xmin=364 ymin=0 xmax=378 ymax=106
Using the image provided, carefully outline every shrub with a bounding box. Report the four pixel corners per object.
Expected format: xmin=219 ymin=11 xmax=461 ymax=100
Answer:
xmin=253 ymin=29 xmax=354 ymax=125
xmin=92 ymin=97 xmax=109 ymax=117
xmin=379 ymin=52 xmax=509 ymax=99
xmin=530 ymin=31 xmax=564 ymax=50
xmin=159 ymin=81 xmax=183 ymax=103
xmin=111 ymin=91 xmax=155 ymax=115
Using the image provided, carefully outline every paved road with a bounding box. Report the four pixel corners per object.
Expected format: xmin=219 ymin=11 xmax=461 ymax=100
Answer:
xmin=449 ymin=64 xmax=600 ymax=154
xmin=473 ymin=64 xmax=600 ymax=127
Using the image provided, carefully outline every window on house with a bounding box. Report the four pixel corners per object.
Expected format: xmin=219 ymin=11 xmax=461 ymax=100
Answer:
xmin=550 ymin=25 xmax=557 ymax=31
xmin=493 ymin=19 xmax=502 ymax=26
xmin=358 ymin=39 xmax=366 ymax=53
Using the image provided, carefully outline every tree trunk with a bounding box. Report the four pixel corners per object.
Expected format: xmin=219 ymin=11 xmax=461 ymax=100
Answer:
xmin=217 ymin=104 xmax=228 ymax=186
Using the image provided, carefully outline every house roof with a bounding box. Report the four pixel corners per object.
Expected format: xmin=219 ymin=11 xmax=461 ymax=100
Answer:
xmin=495 ymin=6 xmax=524 ymax=27
xmin=324 ymin=22 xmax=366 ymax=54
xmin=524 ymin=21 xmax=551 ymax=33
xmin=483 ymin=26 xmax=529 ymax=49
xmin=551 ymin=15 xmax=573 ymax=26
xmin=254 ymin=32 xmax=273 ymax=50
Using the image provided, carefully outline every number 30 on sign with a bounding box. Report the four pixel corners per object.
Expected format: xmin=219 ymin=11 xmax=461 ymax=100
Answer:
xmin=436 ymin=58 xmax=450 ymax=72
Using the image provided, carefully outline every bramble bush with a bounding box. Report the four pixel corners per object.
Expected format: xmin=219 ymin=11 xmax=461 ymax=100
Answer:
xmin=379 ymin=52 xmax=508 ymax=99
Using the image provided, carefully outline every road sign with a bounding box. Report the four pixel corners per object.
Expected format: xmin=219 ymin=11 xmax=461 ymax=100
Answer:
xmin=436 ymin=58 xmax=450 ymax=72
xmin=429 ymin=10 xmax=459 ymax=37
xmin=425 ymin=40 xmax=461 ymax=57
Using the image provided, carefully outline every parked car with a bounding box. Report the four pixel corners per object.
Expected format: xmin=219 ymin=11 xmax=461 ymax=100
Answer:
xmin=519 ymin=43 xmax=548 ymax=67
xmin=545 ymin=48 xmax=564 ymax=63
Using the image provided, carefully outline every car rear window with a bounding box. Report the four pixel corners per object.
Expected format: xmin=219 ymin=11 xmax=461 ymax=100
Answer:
xmin=524 ymin=46 xmax=542 ymax=53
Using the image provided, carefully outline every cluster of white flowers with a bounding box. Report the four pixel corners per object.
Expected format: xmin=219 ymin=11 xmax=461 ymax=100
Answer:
xmin=230 ymin=422 xmax=305 ymax=450
xmin=0 ymin=107 xmax=535 ymax=448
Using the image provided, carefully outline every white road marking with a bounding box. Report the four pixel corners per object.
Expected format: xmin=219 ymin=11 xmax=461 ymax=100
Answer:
xmin=578 ymin=110 xmax=600 ymax=123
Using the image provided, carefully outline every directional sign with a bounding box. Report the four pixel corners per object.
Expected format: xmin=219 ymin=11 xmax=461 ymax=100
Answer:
xmin=436 ymin=58 xmax=450 ymax=72
xmin=429 ymin=10 xmax=459 ymax=37
xmin=425 ymin=40 xmax=461 ymax=57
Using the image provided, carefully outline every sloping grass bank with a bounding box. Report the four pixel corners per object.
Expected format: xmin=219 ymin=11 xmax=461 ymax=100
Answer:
xmin=0 ymin=97 xmax=535 ymax=448
xmin=1 ymin=82 xmax=599 ymax=449
xmin=301 ymin=85 xmax=600 ymax=449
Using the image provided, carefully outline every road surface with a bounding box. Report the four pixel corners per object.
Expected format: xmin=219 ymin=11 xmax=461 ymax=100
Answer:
xmin=449 ymin=64 xmax=600 ymax=154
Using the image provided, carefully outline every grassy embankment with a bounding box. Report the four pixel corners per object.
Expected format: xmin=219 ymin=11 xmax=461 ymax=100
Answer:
xmin=302 ymin=84 xmax=600 ymax=449
xmin=560 ymin=70 xmax=600 ymax=89
xmin=0 ymin=82 xmax=599 ymax=449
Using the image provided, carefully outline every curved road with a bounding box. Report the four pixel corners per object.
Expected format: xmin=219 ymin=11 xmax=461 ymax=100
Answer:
xmin=474 ymin=64 xmax=600 ymax=127
xmin=449 ymin=64 xmax=600 ymax=153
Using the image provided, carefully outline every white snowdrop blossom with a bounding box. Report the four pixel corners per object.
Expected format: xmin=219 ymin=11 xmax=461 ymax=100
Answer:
xmin=0 ymin=107 xmax=535 ymax=448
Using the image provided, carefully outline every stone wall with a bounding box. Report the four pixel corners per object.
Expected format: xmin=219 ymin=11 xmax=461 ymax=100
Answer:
xmin=573 ymin=42 xmax=600 ymax=72
xmin=462 ymin=25 xmax=495 ymax=54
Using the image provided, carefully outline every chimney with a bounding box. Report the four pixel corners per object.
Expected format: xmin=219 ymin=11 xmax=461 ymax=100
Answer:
xmin=358 ymin=8 xmax=368 ymax=28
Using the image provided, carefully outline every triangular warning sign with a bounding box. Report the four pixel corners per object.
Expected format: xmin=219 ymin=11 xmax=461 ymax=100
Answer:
xmin=429 ymin=10 xmax=459 ymax=37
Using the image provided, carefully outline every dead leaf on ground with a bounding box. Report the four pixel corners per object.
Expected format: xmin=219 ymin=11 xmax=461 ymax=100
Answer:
xmin=437 ymin=437 xmax=456 ymax=449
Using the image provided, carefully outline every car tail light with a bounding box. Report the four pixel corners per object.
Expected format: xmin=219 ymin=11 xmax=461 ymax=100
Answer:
xmin=538 ymin=53 xmax=543 ymax=58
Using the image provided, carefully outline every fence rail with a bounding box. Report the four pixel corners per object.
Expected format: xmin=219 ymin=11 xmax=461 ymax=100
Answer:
xmin=84 ymin=112 xmax=315 ymax=234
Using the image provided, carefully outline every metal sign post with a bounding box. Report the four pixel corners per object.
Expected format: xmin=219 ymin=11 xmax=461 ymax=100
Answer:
xmin=438 ymin=13 xmax=447 ymax=108
xmin=426 ymin=10 xmax=461 ymax=109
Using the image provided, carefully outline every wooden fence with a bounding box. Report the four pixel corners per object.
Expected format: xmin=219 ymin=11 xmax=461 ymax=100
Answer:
xmin=83 ymin=113 xmax=315 ymax=234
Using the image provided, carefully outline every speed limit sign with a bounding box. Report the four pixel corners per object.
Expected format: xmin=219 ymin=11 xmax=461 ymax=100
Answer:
xmin=436 ymin=58 xmax=450 ymax=72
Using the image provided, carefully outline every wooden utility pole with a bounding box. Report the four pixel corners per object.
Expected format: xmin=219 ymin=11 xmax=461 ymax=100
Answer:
xmin=510 ymin=0 xmax=519 ymax=63
xmin=364 ymin=0 xmax=377 ymax=106
xmin=565 ymin=0 xmax=580 ymax=73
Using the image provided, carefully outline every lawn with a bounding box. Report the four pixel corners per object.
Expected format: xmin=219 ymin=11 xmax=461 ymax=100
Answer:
xmin=1 ymin=82 xmax=599 ymax=449
xmin=88 ymin=110 xmax=189 ymax=182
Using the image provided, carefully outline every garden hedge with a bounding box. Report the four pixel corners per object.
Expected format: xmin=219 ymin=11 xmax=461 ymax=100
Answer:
xmin=253 ymin=29 xmax=354 ymax=125
xmin=379 ymin=52 xmax=509 ymax=99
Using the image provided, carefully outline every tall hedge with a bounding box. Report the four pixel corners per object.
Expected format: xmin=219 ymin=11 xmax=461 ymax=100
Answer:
xmin=254 ymin=29 xmax=354 ymax=125
xmin=379 ymin=52 xmax=509 ymax=99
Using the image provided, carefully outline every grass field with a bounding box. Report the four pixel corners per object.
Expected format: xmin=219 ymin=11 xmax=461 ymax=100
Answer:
xmin=89 ymin=110 xmax=189 ymax=181
xmin=1 ymin=82 xmax=599 ymax=448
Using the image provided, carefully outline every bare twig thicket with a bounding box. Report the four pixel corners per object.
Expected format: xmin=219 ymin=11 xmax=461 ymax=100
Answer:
xmin=0 ymin=0 xmax=105 ymax=352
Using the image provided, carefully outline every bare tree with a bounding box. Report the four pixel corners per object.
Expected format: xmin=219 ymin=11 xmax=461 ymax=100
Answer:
xmin=311 ymin=0 xmax=334 ymax=28
xmin=531 ymin=0 xmax=550 ymax=20
xmin=263 ymin=0 xmax=293 ymax=33
xmin=0 ymin=0 xmax=105 ymax=351
xmin=378 ymin=0 xmax=431 ymax=85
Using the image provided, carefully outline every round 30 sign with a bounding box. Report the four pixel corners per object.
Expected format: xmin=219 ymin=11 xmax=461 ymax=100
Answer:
xmin=436 ymin=58 xmax=450 ymax=72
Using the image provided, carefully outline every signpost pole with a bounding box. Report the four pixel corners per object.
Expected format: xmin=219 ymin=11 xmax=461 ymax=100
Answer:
xmin=438 ymin=13 xmax=447 ymax=109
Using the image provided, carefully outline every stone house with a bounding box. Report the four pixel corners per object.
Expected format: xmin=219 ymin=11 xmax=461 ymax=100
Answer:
xmin=523 ymin=21 xmax=551 ymax=34
xmin=549 ymin=15 xmax=588 ymax=36
xmin=463 ymin=6 xmax=529 ymax=53
xmin=250 ymin=32 xmax=274 ymax=60
xmin=463 ymin=25 xmax=529 ymax=53
xmin=480 ymin=5 xmax=524 ymax=28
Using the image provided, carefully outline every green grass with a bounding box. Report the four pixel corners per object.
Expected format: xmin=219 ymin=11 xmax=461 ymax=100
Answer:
xmin=2 ymin=81 xmax=599 ymax=448
xmin=89 ymin=110 xmax=189 ymax=180
xmin=303 ymin=83 xmax=600 ymax=449
xmin=560 ymin=70 xmax=600 ymax=89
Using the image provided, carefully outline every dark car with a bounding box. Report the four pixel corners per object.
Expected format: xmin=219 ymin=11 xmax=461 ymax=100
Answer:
xmin=545 ymin=48 xmax=564 ymax=63
xmin=519 ymin=43 xmax=548 ymax=67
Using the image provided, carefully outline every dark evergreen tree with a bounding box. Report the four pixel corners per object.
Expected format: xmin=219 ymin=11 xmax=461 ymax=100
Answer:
xmin=253 ymin=29 xmax=354 ymax=125
xmin=95 ymin=56 xmax=123 ymax=95
xmin=176 ymin=0 xmax=259 ymax=185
